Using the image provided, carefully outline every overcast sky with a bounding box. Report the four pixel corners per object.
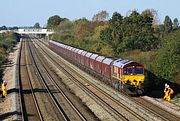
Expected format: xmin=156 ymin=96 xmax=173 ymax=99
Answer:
xmin=1 ymin=0 xmax=179 ymax=27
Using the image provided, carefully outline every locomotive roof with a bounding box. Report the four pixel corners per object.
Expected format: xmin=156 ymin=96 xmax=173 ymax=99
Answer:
xmin=112 ymin=58 xmax=133 ymax=68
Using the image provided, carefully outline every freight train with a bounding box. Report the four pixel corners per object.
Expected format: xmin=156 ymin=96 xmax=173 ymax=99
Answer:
xmin=49 ymin=40 xmax=145 ymax=95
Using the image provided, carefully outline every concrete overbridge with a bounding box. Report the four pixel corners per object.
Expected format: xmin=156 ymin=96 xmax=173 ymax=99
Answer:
xmin=0 ymin=28 xmax=54 ymax=39
xmin=15 ymin=28 xmax=54 ymax=38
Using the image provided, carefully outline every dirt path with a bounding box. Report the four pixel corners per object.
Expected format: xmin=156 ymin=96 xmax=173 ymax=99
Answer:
xmin=0 ymin=42 xmax=21 ymax=121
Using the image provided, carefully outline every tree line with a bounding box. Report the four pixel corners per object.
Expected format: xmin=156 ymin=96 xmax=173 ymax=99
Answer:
xmin=0 ymin=32 xmax=18 ymax=82
xmin=47 ymin=9 xmax=180 ymax=85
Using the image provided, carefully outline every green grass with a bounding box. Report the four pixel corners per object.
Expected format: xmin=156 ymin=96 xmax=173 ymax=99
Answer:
xmin=121 ymin=50 xmax=157 ymax=70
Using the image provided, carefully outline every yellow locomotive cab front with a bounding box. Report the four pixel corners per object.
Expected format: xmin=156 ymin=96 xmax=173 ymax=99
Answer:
xmin=122 ymin=65 xmax=145 ymax=87
xmin=123 ymin=75 xmax=145 ymax=87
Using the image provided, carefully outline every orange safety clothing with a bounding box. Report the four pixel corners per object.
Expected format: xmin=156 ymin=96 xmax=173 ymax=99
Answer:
xmin=164 ymin=87 xmax=174 ymax=102
xmin=1 ymin=83 xmax=7 ymax=97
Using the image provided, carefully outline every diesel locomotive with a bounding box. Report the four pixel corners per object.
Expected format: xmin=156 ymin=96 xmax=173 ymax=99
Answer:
xmin=49 ymin=40 xmax=145 ymax=95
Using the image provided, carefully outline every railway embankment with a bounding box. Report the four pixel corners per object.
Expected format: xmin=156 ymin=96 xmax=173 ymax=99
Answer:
xmin=0 ymin=41 xmax=21 ymax=120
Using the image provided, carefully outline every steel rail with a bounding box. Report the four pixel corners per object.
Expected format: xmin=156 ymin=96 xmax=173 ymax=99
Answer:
xmin=27 ymin=39 xmax=72 ymax=121
xmin=34 ymin=39 xmax=142 ymax=121
xmin=30 ymin=39 xmax=87 ymax=121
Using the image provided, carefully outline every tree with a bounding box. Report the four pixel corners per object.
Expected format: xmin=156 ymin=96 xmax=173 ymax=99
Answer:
xmin=47 ymin=15 xmax=63 ymax=29
xmin=99 ymin=10 xmax=158 ymax=55
xmin=154 ymin=30 xmax=180 ymax=83
xmin=141 ymin=9 xmax=159 ymax=26
xmin=54 ymin=20 xmax=74 ymax=42
xmin=164 ymin=16 xmax=173 ymax=33
xmin=33 ymin=22 xmax=41 ymax=28
xmin=57 ymin=19 xmax=72 ymax=31
xmin=73 ymin=18 xmax=91 ymax=40
xmin=12 ymin=26 xmax=18 ymax=30
xmin=173 ymin=18 xmax=179 ymax=30
xmin=123 ymin=10 xmax=157 ymax=51
xmin=92 ymin=10 xmax=109 ymax=22
xmin=86 ymin=24 xmax=106 ymax=52
xmin=0 ymin=26 xmax=7 ymax=30
xmin=109 ymin=12 xmax=123 ymax=27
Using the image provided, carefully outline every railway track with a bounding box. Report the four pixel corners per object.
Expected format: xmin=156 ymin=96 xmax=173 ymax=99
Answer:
xmin=55 ymin=39 xmax=180 ymax=120
xmin=27 ymin=39 xmax=87 ymax=121
xmin=35 ymin=38 xmax=180 ymax=121
xmin=18 ymin=38 xmax=89 ymax=120
xmin=33 ymin=39 xmax=145 ymax=120
xmin=18 ymin=39 xmax=43 ymax=121
xmin=132 ymin=96 xmax=180 ymax=121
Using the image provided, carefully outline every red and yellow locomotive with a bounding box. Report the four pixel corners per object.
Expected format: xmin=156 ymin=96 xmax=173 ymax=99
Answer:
xmin=49 ymin=40 xmax=145 ymax=95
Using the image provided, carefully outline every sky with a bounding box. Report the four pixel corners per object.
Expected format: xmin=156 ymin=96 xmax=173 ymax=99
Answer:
xmin=1 ymin=0 xmax=180 ymax=27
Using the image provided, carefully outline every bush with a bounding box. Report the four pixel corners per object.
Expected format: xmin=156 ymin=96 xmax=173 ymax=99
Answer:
xmin=0 ymin=32 xmax=18 ymax=82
